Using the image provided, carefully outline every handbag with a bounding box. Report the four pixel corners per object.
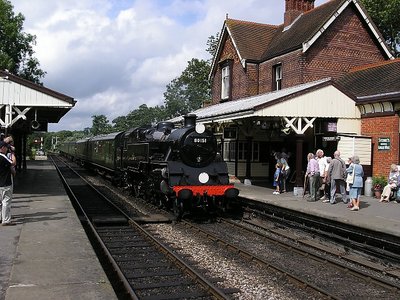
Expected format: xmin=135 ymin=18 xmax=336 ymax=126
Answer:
xmin=346 ymin=166 xmax=355 ymax=184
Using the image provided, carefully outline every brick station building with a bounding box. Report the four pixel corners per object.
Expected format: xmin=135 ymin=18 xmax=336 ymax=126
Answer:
xmin=174 ymin=0 xmax=399 ymax=186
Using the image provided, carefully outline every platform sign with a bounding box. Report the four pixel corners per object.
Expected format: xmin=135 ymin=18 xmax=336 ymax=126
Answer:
xmin=322 ymin=136 xmax=340 ymax=141
xmin=378 ymin=137 xmax=390 ymax=151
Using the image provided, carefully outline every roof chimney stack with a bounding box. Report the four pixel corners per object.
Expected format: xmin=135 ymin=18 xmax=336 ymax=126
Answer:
xmin=284 ymin=0 xmax=315 ymax=27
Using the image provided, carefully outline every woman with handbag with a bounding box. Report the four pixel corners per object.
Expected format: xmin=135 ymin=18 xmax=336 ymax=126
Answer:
xmin=346 ymin=155 xmax=364 ymax=211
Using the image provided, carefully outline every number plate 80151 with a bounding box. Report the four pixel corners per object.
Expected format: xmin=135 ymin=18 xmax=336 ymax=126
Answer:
xmin=193 ymin=138 xmax=207 ymax=143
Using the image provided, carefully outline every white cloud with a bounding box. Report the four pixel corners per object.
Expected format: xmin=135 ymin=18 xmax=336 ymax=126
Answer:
xmin=9 ymin=0 xmax=328 ymax=131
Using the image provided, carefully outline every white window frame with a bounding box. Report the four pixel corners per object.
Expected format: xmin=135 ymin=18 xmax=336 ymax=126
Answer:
xmin=273 ymin=64 xmax=282 ymax=91
xmin=223 ymin=141 xmax=260 ymax=162
xmin=221 ymin=65 xmax=230 ymax=100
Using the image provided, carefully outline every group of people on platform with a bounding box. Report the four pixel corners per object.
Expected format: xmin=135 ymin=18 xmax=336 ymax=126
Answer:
xmin=304 ymin=149 xmax=364 ymax=211
xmin=303 ymin=149 xmax=400 ymax=211
xmin=0 ymin=134 xmax=16 ymax=226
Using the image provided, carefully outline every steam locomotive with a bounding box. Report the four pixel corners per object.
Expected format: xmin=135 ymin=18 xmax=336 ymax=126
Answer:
xmin=59 ymin=115 xmax=239 ymax=218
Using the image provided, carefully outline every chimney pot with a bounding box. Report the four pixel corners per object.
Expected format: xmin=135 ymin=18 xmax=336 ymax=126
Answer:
xmin=284 ymin=0 xmax=315 ymax=27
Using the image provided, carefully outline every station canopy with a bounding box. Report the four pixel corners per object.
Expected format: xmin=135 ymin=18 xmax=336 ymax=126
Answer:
xmin=169 ymin=78 xmax=359 ymax=126
xmin=0 ymin=70 xmax=75 ymax=132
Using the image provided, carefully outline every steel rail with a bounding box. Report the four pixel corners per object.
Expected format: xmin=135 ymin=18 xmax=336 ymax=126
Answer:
xmin=240 ymin=198 xmax=400 ymax=261
xmin=222 ymin=218 xmax=400 ymax=293
xmin=51 ymin=155 xmax=232 ymax=299
xmin=181 ymin=220 xmax=340 ymax=300
xmin=51 ymin=156 xmax=139 ymax=300
xmin=127 ymin=219 xmax=233 ymax=300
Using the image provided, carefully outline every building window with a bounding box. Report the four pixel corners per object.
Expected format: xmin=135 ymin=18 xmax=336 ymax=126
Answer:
xmin=223 ymin=141 xmax=260 ymax=162
xmin=220 ymin=60 xmax=232 ymax=101
xmin=273 ymin=64 xmax=282 ymax=91
xmin=221 ymin=65 xmax=230 ymax=100
xmin=223 ymin=141 xmax=236 ymax=161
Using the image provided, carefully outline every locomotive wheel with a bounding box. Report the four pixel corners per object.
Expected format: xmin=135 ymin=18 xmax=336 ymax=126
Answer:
xmin=159 ymin=195 xmax=170 ymax=209
xmin=132 ymin=184 xmax=139 ymax=197
xmin=133 ymin=181 xmax=145 ymax=198
xmin=173 ymin=198 xmax=184 ymax=220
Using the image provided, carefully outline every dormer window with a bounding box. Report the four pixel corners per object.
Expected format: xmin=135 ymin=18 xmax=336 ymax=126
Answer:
xmin=273 ymin=63 xmax=282 ymax=91
xmin=220 ymin=60 xmax=232 ymax=101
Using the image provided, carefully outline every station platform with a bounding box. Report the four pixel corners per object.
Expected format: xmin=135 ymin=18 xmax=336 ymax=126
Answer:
xmin=236 ymin=182 xmax=400 ymax=238
xmin=0 ymin=160 xmax=117 ymax=300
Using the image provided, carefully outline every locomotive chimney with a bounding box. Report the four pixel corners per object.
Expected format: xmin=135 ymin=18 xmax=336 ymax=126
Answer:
xmin=183 ymin=114 xmax=197 ymax=128
xmin=284 ymin=0 xmax=315 ymax=27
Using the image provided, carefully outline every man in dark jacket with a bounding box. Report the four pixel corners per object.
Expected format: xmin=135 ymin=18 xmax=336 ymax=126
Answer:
xmin=0 ymin=140 xmax=15 ymax=226
xmin=326 ymin=150 xmax=347 ymax=204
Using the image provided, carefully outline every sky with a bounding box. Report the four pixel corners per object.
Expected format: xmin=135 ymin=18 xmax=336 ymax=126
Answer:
xmin=11 ymin=0 xmax=328 ymax=132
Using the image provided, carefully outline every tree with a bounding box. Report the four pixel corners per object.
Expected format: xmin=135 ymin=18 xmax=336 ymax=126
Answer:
xmin=163 ymin=58 xmax=211 ymax=118
xmin=112 ymin=115 xmax=130 ymax=131
xmin=90 ymin=115 xmax=112 ymax=136
xmin=206 ymin=33 xmax=220 ymax=60
xmin=361 ymin=0 xmax=400 ymax=57
xmin=124 ymin=104 xmax=165 ymax=128
xmin=0 ymin=0 xmax=46 ymax=83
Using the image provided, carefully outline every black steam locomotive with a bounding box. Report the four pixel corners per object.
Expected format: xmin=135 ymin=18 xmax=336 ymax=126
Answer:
xmin=59 ymin=115 xmax=239 ymax=218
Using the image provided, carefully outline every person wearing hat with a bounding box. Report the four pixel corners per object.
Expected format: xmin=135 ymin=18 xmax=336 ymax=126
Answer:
xmin=0 ymin=140 xmax=16 ymax=226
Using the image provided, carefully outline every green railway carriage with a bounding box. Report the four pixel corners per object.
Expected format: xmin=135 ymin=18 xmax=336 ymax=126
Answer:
xmin=87 ymin=132 xmax=124 ymax=171
xmin=75 ymin=138 xmax=89 ymax=161
xmin=59 ymin=141 xmax=76 ymax=159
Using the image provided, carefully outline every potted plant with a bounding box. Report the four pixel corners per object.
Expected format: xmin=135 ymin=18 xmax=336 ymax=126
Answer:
xmin=372 ymin=175 xmax=387 ymax=198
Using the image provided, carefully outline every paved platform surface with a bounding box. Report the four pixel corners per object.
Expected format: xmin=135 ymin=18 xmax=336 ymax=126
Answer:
xmin=236 ymin=182 xmax=400 ymax=238
xmin=0 ymin=160 xmax=117 ymax=300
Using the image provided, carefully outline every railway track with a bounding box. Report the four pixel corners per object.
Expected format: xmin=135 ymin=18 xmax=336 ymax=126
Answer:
xmin=157 ymin=218 xmax=400 ymax=299
xmin=52 ymin=154 xmax=400 ymax=298
xmin=51 ymin=155 xmax=238 ymax=299
xmin=240 ymin=198 xmax=400 ymax=262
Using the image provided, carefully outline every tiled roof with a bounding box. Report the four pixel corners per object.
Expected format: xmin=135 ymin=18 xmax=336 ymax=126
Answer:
xmin=336 ymin=59 xmax=400 ymax=98
xmin=224 ymin=0 xmax=344 ymax=62
xmin=224 ymin=0 xmax=391 ymax=62
xmin=225 ymin=19 xmax=278 ymax=61
xmin=262 ymin=0 xmax=343 ymax=59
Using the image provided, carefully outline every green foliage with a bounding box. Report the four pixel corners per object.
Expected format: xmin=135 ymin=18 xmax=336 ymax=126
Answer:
xmin=126 ymin=104 xmax=165 ymax=128
xmin=28 ymin=131 xmax=85 ymax=153
xmin=372 ymin=175 xmax=387 ymax=190
xmin=112 ymin=104 xmax=166 ymax=131
xmin=0 ymin=0 xmax=46 ymax=83
xmin=90 ymin=115 xmax=112 ymax=136
xmin=206 ymin=33 xmax=220 ymax=60
xmin=163 ymin=58 xmax=211 ymax=119
xmin=361 ymin=0 xmax=400 ymax=57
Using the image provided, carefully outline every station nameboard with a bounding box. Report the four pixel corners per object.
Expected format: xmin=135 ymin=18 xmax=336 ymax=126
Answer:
xmin=378 ymin=137 xmax=390 ymax=151
xmin=322 ymin=136 xmax=340 ymax=141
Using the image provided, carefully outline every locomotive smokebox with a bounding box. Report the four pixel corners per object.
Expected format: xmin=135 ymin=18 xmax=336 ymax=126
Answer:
xmin=184 ymin=114 xmax=197 ymax=128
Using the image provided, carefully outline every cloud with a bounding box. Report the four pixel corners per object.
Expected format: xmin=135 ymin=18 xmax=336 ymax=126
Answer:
xmin=10 ymin=0 xmax=328 ymax=131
